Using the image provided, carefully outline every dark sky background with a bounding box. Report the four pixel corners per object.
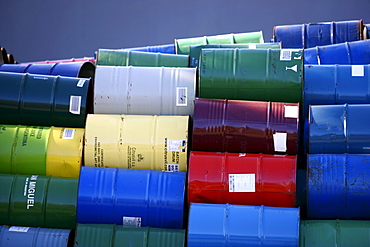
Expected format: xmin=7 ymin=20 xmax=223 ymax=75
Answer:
xmin=1 ymin=0 xmax=370 ymax=62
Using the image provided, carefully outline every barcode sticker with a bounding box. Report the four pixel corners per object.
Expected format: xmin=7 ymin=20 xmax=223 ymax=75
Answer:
xmin=249 ymin=43 xmax=257 ymax=49
xmin=69 ymin=95 xmax=81 ymax=115
xmin=62 ymin=129 xmax=75 ymax=139
xmin=123 ymin=216 xmax=141 ymax=227
xmin=229 ymin=174 xmax=255 ymax=192
xmin=167 ymin=164 xmax=180 ymax=172
xmin=77 ymin=79 xmax=86 ymax=87
xmin=9 ymin=226 xmax=30 ymax=232
xmin=280 ymin=49 xmax=292 ymax=61
xmin=176 ymin=87 xmax=187 ymax=106
xmin=168 ymin=139 xmax=186 ymax=152
xmin=273 ymin=132 xmax=287 ymax=152
xmin=284 ymin=105 xmax=299 ymax=118
xmin=352 ymin=65 xmax=364 ymax=77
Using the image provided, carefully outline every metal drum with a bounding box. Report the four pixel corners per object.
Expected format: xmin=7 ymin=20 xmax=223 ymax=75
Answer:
xmin=96 ymin=49 xmax=188 ymax=67
xmin=94 ymin=66 xmax=196 ymax=116
xmin=188 ymin=43 xmax=281 ymax=68
xmin=21 ymin=57 xmax=95 ymax=64
xmin=0 ymin=125 xmax=50 ymax=175
xmin=299 ymin=220 xmax=370 ymax=247
xmin=0 ymin=72 xmax=92 ymax=128
xmin=309 ymin=104 xmax=370 ymax=154
xmin=84 ymin=114 xmax=189 ymax=171
xmin=175 ymin=31 xmax=264 ymax=55
xmin=198 ymin=48 xmax=303 ymax=103
xmin=303 ymin=64 xmax=370 ymax=118
xmin=188 ymin=203 xmax=300 ymax=247
xmin=188 ymin=151 xmax=297 ymax=207
xmin=273 ymin=20 xmax=363 ymax=48
xmin=122 ymin=44 xmax=175 ymax=54
xmin=307 ymin=154 xmax=370 ymax=219
xmin=0 ymin=174 xmax=77 ymax=229
xmin=304 ymin=39 xmax=370 ymax=65
xmin=0 ymin=124 xmax=84 ymax=177
xmin=192 ymin=98 xmax=299 ymax=154
xmin=74 ymin=224 xmax=185 ymax=247
xmin=46 ymin=127 xmax=84 ymax=177
xmin=77 ymin=167 xmax=186 ymax=229
xmin=0 ymin=61 xmax=95 ymax=78
xmin=0 ymin=225 xmax=73 ymax=247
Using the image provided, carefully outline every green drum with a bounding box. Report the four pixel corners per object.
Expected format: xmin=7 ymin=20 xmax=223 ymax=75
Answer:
xmin=0 ymin=174 xmax=78 ymax=229
xmin=175 ymin=31 xmax=264 ymax=55
xmin=97 ymin=49 xmax=189 ymax=67
xmin=0 ymin=125 xmax=51 ymax=175
xmin=300 ymin=220 xmax=370 ymax=247
xmin=198 ymin=48 xmax=303 ymax=103
xmin=189 ymin=43 xmax=282 ymax=67
xmin=74 ymin=224 xmax=185 ymax=247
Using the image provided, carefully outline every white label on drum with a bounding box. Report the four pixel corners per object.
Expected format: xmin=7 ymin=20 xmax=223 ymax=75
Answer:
xmin=273 ymin=132 xmax=287 ymax=152
xmin=352 ymin=65 xmax=364 ymax=77
xmin=229 ymin=174 xmax=255 ymax=192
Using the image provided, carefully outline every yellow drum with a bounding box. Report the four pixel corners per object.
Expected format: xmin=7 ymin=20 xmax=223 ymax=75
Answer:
xmin=46 ymin=127 xmax=85 ymax=177
xmin=84 ymin=114 xmax=189 ymax=171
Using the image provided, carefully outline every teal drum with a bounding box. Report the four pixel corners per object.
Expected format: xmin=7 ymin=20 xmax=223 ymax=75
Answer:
xmin=74 ymin=224 xmax=185 ymax=247
xmin=0 ymin=72 xmax=91 ymax=128
xmin=300 ymin=220 xmax=370 ymax=247
xmin=198 ymin=48 xmax=303 ymax=103
xmin=188 ymin=43 xmax=281 ymax=68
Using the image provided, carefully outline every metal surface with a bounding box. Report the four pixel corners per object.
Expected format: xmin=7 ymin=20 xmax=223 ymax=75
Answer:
xmin=94 ymin=66 xmax=196 ymax=116
xmin=188 ymin=151 xmax=296 ymax=207
xmin=307 ymin=154 xmax=370 ymax=219
xmin=77 ymin=167 xmax=186 ymax=229
xmin=188 ymin=203 xmax=300 ymax=247
xmin=21 ymin=57 xmax=95 ymax=64
xmin=198 ymin=48 xmax=303 ymax=102
xmin=74 ymin=224 xmax=114 ymax=247
xmin=0 ymin=72 xmax=92 ymax=128
xmin=303 ymin=64 xmax=370 ymax=118
xmin=309 ymin=104 xmax=370 ymax=154
xmin=46 ymin=127 xmax=84 ymax=177
xmin=175 ymin=31 xmax=264 ymax=55
xmin=0 ymin=47 xmax=7 ymax=65
xmin=0 ymin=61 xmax=95 ymax=78
xmin=299 ymin=220 xmax=370 ymax=247
xmin=296 ymin=169 xmax=307 ymax=220
xmin=0 ymin=174 xmax=77 ymax=229
xmin=84 ymin=114 xmax=189 ymax=171
xmin=96 ymin=49 xmax=188 ymax=67
xmin=74 ymin=224 xmax=185 ymax=247
xmin=188 ymin=43 xmax=282 ymax=68
xmin=0 ymin=125 xmax=51 ymax=175
xmin=122 ymin=44 xmax=175 ymax=54
xmin=0 ymin=125 xmax=83 ymax=177
xmin=192 ymin=98 xmax=299 ymax=154
xmin=304 ymin=39 xmax=370 ymax=65
xmin=273 ymin=20 xmax=363 ymax=48
xmin=0 ymin=225 xmax=73 ymax=247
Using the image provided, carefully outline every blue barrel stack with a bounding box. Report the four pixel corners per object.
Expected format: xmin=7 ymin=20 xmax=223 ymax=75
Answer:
xmin=1 ymin=19 xmax=370 ymax=246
